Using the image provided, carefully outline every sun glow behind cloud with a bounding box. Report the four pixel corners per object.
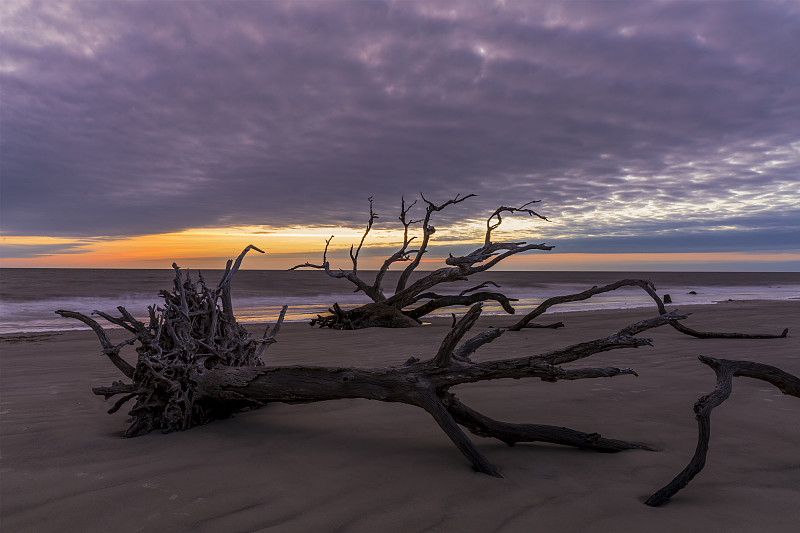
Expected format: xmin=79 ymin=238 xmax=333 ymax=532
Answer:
xmin=2 ymin=225 xmax=798 ymax=271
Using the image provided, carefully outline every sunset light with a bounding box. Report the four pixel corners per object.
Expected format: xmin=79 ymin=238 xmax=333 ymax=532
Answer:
xmin=2 ymin=2 xmax=799 ymax=529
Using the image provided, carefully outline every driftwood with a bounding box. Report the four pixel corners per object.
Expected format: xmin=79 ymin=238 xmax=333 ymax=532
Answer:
xmin=290 ymin=195 xmax=789 ymax=341
xmin=57 ymin=245 xmax=274 ymax=436
xmin=57 ymin=246 xmax=697 ymax=477
xmin=291 ymin=195 xmax=552 ymax=329
xmin=507 ymin=278 xmax=788 ymax=339
xmin=645 ymin=356 xmax=800 ymax=506
xmin=58 ymin=246 xmax=799 ymax=505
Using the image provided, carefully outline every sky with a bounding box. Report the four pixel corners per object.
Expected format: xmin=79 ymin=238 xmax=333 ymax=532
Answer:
xmin=1 ymin=0 xmax=799 ymax=271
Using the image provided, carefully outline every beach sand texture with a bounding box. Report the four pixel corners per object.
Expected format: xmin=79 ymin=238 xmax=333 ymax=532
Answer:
xmin=1 ymin=300 xmax=798 ymax=532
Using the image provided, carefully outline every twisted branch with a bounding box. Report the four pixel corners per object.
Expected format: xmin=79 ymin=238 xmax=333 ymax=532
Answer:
xmin=507 ymin=278 xmax=788 ymax=339
xmin=645 ymin=356 xmax=800 ymax=506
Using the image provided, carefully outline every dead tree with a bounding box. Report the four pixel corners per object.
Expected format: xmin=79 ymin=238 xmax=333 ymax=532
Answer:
xmin=645 ymin=356 xmax=800 ymax=506
xmin=289 ymin=195 xmax=789 ymax=340
xmin=290 ymin=194 xmax=552 ymax=329
xmin=58 ymin=245 xmax=703 ymax=476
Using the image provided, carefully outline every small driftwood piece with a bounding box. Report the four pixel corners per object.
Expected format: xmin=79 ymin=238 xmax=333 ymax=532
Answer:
xmin=59 ymin=246 xmax=690 ymax=476
xmin=645 ymin=356 xmax=800 ymax=506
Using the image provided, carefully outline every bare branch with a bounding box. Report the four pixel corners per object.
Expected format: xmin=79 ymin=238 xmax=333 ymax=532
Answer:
xmin=430 ymin=312 xmax=686 ymax=388
xmin=289 ymin=236 xmax=336 ymax=272
xmin=405 ymin=291 xmax=518 ymax=320
xmin=350 ymin=196 xmax=378 ymax=277
xmin=288 ymin=195 xmax=556 ymax=328
xmin=431 ymin=304 xmax=484 ymax=367
xmin=255 ymin=304 xmax=289 ymax=359
xmin=290 ymin=204 xmax=387 ymax=301
xmin=92 ymin=380 xmax=139 ymax=400
xmin=646 ymin=356 xmax=800 ymax=506
xmin=417 ymin=390 xmax=502 ymax=477
xmin=484 ymin=201 xmax=548 ymax=246
xmin=372 ymin=196 xmax=419 ymax=294
xmin=453 ymin=327 xmax=505 ymax=361
xmin=217 ymin=244 xmax=264 ymax=290
xmin=54 ymin=309 xmax=135 ymax=378
xmin=507 ymin=278 xmax=789 ymax=340
xmin=669 ymin=322 xmax=789 ymax=339
xmin=290 ymin=235 xmax=381 ymax=300
xmin=469 ymin=243 xmax=554 ymax=273
xmin=459 ymin=281 xmax=500 ymax=296
xmin=395 ymin=193 xmax=476 ymax=293
xmin=215 ymin=245 xmax=265 ymax=322
xmin=91 ymin=310 xmax=138 ymax=333
xmin=442 ymin=392 xmax=652 ymax=451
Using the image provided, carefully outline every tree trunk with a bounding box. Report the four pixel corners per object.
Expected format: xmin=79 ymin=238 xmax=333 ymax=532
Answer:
xmin=311 ymin=301 xmax=421 ymax=329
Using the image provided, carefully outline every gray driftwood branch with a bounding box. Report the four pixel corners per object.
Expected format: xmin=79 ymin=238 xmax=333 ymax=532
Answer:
xmin=645 ymin=356 xmax=800 ymax=506
xmin=507 ymin=278 xmax=788 ymax=339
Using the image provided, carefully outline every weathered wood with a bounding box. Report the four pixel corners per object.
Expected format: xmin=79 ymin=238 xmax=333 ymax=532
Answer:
xmin=311 ymin=301 xmax=420 ymax=329
xmin=441 ymin=392 xmax=652 ymax=452
xmin=189 ymin=310 xmax=679 ymax=474
xmin=290 ymin=195 xmax=787 ymax=339
xmin=521 ymin=321 xmax=565 ymax=329
xmin=431 ymin=304 xmax=483 ymax=366
xmin=292 ymin=194 xmax=552 ymax=328
xmin=59 ymin=246 xmax=269 ymax=436
xmin=507 ymin=278 xmax=788 ymax=339
xmin=61 ymin=247 xmax=798 ymax=502
xmin=60 ymin=247 xmax=684 ymax=476
xmin=405 ymin=291 xmax=517 ymax=320
xmin=53 ymin=310 xmax=135 ymax=378
xmin=645 ymin=356 xmax=800 ymax=506
xmin=395 ymin=193 xmax=477 ymax=294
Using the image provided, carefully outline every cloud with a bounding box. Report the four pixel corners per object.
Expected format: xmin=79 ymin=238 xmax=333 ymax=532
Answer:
xmin=1 ymin=0 xmax=798 ymax=256
xmin=0 ymin=241 xmax=89 ymax=259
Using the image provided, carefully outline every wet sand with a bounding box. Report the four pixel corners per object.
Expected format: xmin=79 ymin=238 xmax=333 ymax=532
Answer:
xmin=1 ymin=300 xmax=798 ymax=532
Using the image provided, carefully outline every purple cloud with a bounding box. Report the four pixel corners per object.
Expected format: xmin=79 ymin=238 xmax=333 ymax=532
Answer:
xmin=1 ymin=0 xmax=798 ymax=255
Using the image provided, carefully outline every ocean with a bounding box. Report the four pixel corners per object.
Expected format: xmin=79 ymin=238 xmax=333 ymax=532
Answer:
xmin=0 ymin=269 xmax=798 ymax=334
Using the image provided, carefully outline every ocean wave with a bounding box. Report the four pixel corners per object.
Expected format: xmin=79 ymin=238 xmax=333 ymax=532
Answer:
xmin=2 ymin=283 xmax=798 ymax=335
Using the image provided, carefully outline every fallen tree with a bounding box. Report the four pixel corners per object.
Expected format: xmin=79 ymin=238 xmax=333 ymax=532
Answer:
xmin=58 ymin=245 xmax=682 ymax=474
xmin=290 ymin=194 xmax=552 ymax=329
xmin=58 ymin=246 xmax=797 ymax=504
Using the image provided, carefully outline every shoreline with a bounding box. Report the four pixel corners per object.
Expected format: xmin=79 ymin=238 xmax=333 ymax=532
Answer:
xmin=1 ymin=300 xmax=798 ymax=532
xmin=3 ymin=268 xmax=798 ymax=336
xmin=3 ymin=296 xmax=798 ymax=337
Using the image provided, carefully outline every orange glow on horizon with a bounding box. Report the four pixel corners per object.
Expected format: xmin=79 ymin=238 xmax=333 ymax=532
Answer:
xmin=0 ymin=225 xmax=482 ymax=269
xmin=487 ymin=251 xmax=800 ymax=270
xmin=2 ymin=230 xmax=798 ymax=270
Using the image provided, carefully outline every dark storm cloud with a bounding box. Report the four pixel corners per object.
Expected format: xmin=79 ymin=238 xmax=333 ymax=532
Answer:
xmin=1 ymin=0 xmax=798 ymax=254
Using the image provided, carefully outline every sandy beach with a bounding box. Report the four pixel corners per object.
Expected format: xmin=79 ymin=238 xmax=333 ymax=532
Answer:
xmin=1 ymin=300 xmax=798 ymax=532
